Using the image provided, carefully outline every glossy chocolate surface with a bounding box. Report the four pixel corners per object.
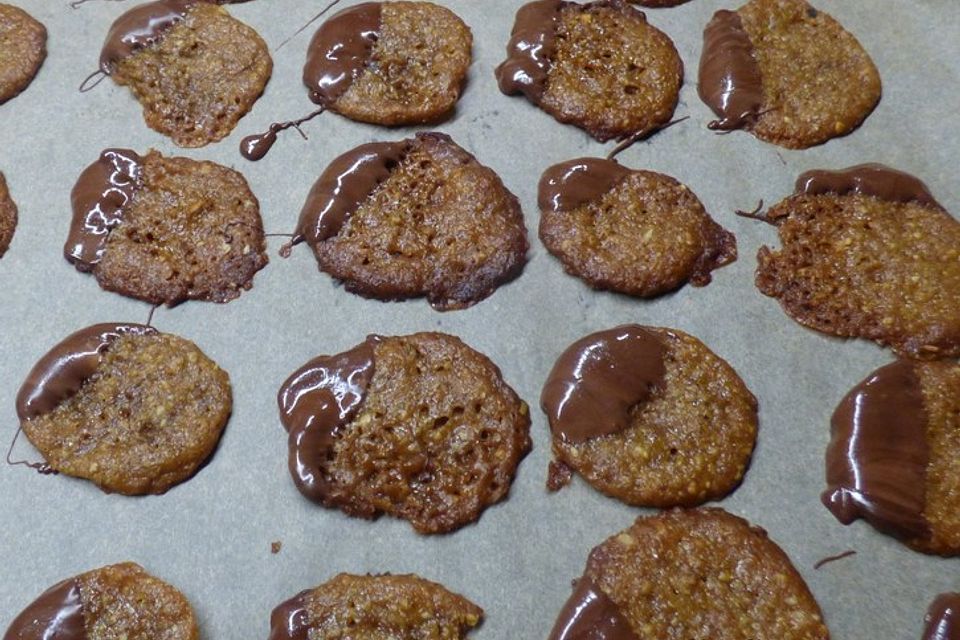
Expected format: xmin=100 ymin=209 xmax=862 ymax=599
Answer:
xmin=99 ymin=0 xmax=194 ymax=72
xmin=267 ymin=590 xmax=311 ymax=640
xmin=538 ymin=158 xmax=632 ymax=213
xmin=495 ymin=0 xmax=561 ymax=101
xmin=796 ymin=164 xmax=943 ymax=209
xmin=698 ymin=10 xmax=762 ymax=131
xmin=2 ymin=578 xmax=85 ymax=640
xmin=547 ymin=576 xmax=638 ymax=640
xmin=541 ymin=325 xmax=667 ymax=444
xmin=924 ymin=593 xmax=960 ymax=640
xmin=303 ymin=2 xmax=381 ymax=106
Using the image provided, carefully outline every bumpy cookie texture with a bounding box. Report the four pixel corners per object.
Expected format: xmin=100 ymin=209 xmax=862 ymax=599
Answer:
xmin=19 ymin=330 xmax=231 ymax=495
xmin=0 ymin=4 xmax=46 ymax=104
xmin=0 ymin=172 xmax=15 ymax=257
xmin=270 ymin=574 xmax=482 ymax=640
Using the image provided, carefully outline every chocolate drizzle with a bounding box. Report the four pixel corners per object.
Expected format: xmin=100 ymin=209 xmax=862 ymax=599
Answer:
xmin=698 ymin=10 xmax=763 ymax=131
xmin=796 ymin=164 xmax=943 ymax=210
xmin=99 ymin=0 xmax=194 ymax=73
xmin=267 ymin=590 xmax=312 ymax=640
xmin=538 ymin=158 xmax=632 ymax=213
xmin=547 ymin=576 xmax=638 ymax=640
xmin=16 ymin=323 xmax=157 ymax=421
xmin=541 ymin=325 xmax=667 ymax=444
xmin=822 ymin=360 xmax=930 ymax=541
xmin=924 ymin=593 xmax=960 ymax=640
xmin=303 ymin=2 xmax=382 ymax=106
xmin=495 ymin=0 xmax=561 ymax=101
xmin=65 ymin=149 xmax=144 ymax=271
xmin=239 ymin=108 xmax=326 ymax=161
xmin=2 ymin=577 xmax=86 ymax=640
xmin=277 ymin=337 xmax=379 ymax=502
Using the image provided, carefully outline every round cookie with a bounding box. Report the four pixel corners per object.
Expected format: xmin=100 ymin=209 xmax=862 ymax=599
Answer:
xmin=99 ymin=0 xmax=272 ymax=147
xmin=66 ymin=148 xmax=268 ymax=306
xmin=0 ymin=4 xmax=45 ymax=105
xmin=542 ymin=325 xmax=757 ymax=507
xmin=290 ymin=132 xmax=528 ymax=311
xmin=754 ymin=164 xmax=960 ymax=360
xmin=547 ymin=508 xmax=829 ymax=640
xmin=4 ymin=562 xmax=198 ymax=640
xmin=698 ymin=0 xmax=881 ymax=148
xmin=539 ymin=158 xmax=736 ymax=296
xmin=16 ymin=323 xmax=232 ymax=495
xmin=823 ymin=358 xmax=960 ymax=557
xmin=496 ymin=0 xmax=683 ymax=142
xmin=0 ymin=171 xmax=16 ymax=258
xmin=277 ymin=332 xmax=531 ymax=534
xmin=269 ymin=574 xmax=482 ymax=639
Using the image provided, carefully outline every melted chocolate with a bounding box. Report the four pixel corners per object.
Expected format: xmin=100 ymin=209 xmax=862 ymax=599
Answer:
xmin=796 ymin=164 xmax=943 ymax=209
xmin=16 ymin=323 xmax=157 ymax=421
xmin=2 ymin=578 xmax=86 ymax=640
xmin=99 ymin=0 xmax=194 ymax=72
xmin=495 ymin=0 xmax=561 ymax=101
xmin=822 ymin=360 xmax=930 ymax=540
xmin=303 ymin=2 xmax=381 ymax=106
xmin=277 ymin=338 xmax=378 ymax=502
xmin=267 ymin=590 xmax=312 ymax=640
xmin=541 ymin=325 xmax=667 ymax=444
xmin=924 ymin=593 xmax=960 ymax=640
xmin=65 ymin=149 xmax=144 ymax=271
xmin=239 ymin=108 xmax=326 ymax=161
xmin=538 ymin=158 xmax=632 ymax=213
xmin=698 ymin=10 xmax=762 ymax=131
xmin=547 ymin=577 xmax=638 ymax=640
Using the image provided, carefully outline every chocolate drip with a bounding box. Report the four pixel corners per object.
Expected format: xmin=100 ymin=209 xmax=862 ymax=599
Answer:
xmin=822 ymin=360 xmax=930 ymax=540
xmin=99 ymin=0 xmax=194 ymax=72
xmin=267 ymin=591 xmax=312 ymax=640
xmin=303 ymin=2 xmax=381 ymax=106
xmin=541 ymin=325 xmax=667 ymax=444
xmin=239 ymin=108 xmax=326 ymax=161
xmin=16 ymin=323 xmax=157 ymax=420
xmin=547 ymin=576 xmax=638 ymax=640
xmin=698 ymin=10 xmax=763 ymax=131
xmin=495 ymin=0 xmax=561 ymax=101
xmin=277 ymin=338 xmax=378 ymax=502
xmin=796 ymin=164 xmax=943 ymax=209
xmin=924 ymin=593 xmax=960 ymax=640
xmin=538 ymin=158 xmax=632 ymax=213
xmin=65 ymin=149 xmax=144 ymax=271
xmin=2 ymin=578 xmax=86 ymax=640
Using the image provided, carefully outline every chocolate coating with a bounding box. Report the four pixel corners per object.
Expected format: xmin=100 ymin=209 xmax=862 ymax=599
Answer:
xmin=65 ymin=149 xmax=144 ymax=271
xmin=796 ymin=163 xmax=942 ymax=210
xmin=2 ymin=578 xmax=85 ymax=640
xmin=822 ymin=360 xmax=929 ymax=540
xmin=924 ymin=593 xmax=960 ymax=640
xmin=547 ymin=577 xmax=637 ymax=640
xmin=494 ymin=0 xmax=561 ymax=101
xmin=303 ymin=2 xmax=381 ymax=106
xmin=538 ymin=158 xmax=632 ymax=213
xmin=16 ymin=323 xmax=157 ymax=421
xmin=99 ymin=0 xmax=193 ymax=72
xmin=267 ymin=590 xmax=311 ymax=640
xmin=541 ymin=325 xmax=667 ymax=444
xmin=698 ymin=10 xmax=762 ymax=131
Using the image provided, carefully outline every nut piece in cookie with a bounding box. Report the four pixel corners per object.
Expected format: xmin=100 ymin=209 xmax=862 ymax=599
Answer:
xmin=823 ymin=359 xmax=960 ymax=556
xmin=4 ymin=562 xmax=198 ymax=640
xmin=698 ymin=0 xmax=880 ymax=148
xmin=277 ymin=332 xmax=531 ymax=534
xmin=99 ymin=0 xmax=272 ymax=147
xmin=270 ymin=574 xmax=482 ymax=639
xmin=547 ymin=508 xmax=829 ymax=640
xmin=0 ymin=4 xmax=46 ymax=105
xmin=753 ymin=164 xmax=960 ymax=360
xmin=542 ymin=325 xmax=757 ymax=506
xmin=0 ymin=171 xmax=16 ymax=257
xmin=496 ymin=0 xmax=682 ymax=142
xmin=290 ymin=132 xmax=527 ymax=311
xmin=539 ymin=158 xmax=736 ymax=296
xmin=16 ymin=323 xmax=232 ymax=495
xmin=66 ymin=148 xmax=268 ymax=306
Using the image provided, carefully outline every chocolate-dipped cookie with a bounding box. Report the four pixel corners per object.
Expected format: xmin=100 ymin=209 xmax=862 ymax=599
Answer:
xmin=698 ymin=0 xmax=880 ymax=148
xmin=923 ymin=593 xmax=960 ymax=640
xmin=823 ymin=359 xmax=960 ymax=556
xmin=496 ymin=0 xmax=682 ymax=142
xmin=632 ymin=0 xmax=690 ymax=5
xmin=547 ymin=508 xmax=829 ymax=640
xmin=288 ymin=132 xmax=527 ymax=311
xmin=4 ymin=562 xmax=198 ymax=640
xmin=269 ymin=574 xmax=482 ymax=639
xmin=98 ymin=0 xmax=271 ymax=147
xmin=0 ymin=4 xmax=45 ymax=105
xmin=16 ymin=323 xmax=232 ymax=495
xmin=277 ymin=332 xmax=531 ymax=534
xmin=542 ymin=325 xmax=757 ymax=506
xmin=539 ymin=159 xmax=736 ymax=296
xmin=0 ymin=172 xmax=16 ymax=258
xmin=753 ymin=164 xmax=960 ymax=360
xmin=67 ymin=148 xmax=268 ymax=306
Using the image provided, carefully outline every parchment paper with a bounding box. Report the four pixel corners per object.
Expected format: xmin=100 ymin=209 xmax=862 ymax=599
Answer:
xmin=1 ymin=0 xmax=958 ymax=637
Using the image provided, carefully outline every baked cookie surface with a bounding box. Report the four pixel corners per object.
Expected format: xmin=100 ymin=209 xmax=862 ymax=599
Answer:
xmin=0 ymin=171 xmax=16 ymax=257
xmin=0 ymin=3 xmax=45 ymax=104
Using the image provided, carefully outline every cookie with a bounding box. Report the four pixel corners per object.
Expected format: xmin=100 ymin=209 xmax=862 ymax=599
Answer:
xmin=0 ymin=4 xmax=45 ymax=105
xmin=632 ymin=0 xmax=690 ymax=5
xmin=698 ymin=0 xmax=880 ymax=148
xmin=278 ymin=332 xmax=531 ymax=534
xmin=269 ymin=574 xmax=482 ymax=639
xmin=923 ymin=593 xmax=960 ymax=640
xmin=289 ymin=132 xmax=527 ymax=311
xmin=542 ymin=325 xmax=757 ymax=507
xmin=16 ymin=323 xmax=232 ymax=495
xmin=548 ymin=508 xmax=829 ymax=640
xmin=539 ymin=158 xmax=736 ymax=296
xmin=0 ymin=171 xmax=16 ymax=258
xmin=4 ymin=562 xmax=198 ymax=640
xmin=823 ymin=358 xmax=960 ymax=556
xmin=66 ymin=148 xmax=268 ymax=306
xmin=496 ymin=0 xmax=682 ymax=142
xmin=99 ymin=0 xmax=271 ymax=147
xmin=754 ymin=164 xmax=960 ymax=360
